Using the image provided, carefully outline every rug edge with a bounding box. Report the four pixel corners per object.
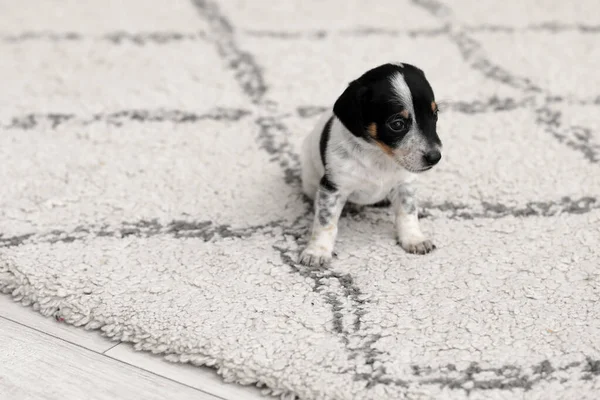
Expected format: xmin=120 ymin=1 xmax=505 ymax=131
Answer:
xmin=0 ymin=257 xmax=303 ymax=400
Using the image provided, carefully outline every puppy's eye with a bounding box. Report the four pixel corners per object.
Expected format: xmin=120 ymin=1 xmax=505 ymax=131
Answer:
xmin=388 ymin=119 xmax=405 ymax=132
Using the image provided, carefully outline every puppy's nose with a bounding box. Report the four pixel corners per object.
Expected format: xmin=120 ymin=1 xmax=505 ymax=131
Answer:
xmin=423 ymin=150 xmax=441 ymax=165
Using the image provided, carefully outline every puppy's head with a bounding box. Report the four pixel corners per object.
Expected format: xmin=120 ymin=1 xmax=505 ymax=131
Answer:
xmin=333 ymin=63 xmax=442 ymax=173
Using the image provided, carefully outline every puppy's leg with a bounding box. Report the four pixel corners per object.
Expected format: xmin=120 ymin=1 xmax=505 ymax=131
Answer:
xmin=299 ymin=179 xmax=346 ymax=266
xmin=390 ymin=183 xmax=435 ymax=255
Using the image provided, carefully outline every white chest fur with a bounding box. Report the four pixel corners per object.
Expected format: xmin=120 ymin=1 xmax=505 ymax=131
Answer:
xmin=329 ymin=149 xmax=415 ymax=204
xmin=301 ymin=113 xmax=417 ymax=205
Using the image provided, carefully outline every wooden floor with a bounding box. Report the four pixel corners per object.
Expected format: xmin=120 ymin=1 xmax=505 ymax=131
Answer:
xmin=0 ymin=295 xmax=269 ymax=400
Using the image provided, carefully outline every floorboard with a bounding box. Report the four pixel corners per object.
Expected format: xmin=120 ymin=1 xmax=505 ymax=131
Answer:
xmin=0 ymin=295 xmax=114 ymax=353
xmin=0 ymin=318 xmax=222 ymax=400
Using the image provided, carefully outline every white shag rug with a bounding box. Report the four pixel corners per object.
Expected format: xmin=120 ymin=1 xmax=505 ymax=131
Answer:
xmin=2 ymin=1 xmax=600 ymax=399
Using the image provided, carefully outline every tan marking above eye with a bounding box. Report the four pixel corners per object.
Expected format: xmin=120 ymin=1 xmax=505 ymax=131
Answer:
xmin=431 ymin=101 xmax=437 ymax=112
xmin=367 ymin=122 xmax=378 ymax=138
xmin=399 ymin=110 xmax=409 ymax=119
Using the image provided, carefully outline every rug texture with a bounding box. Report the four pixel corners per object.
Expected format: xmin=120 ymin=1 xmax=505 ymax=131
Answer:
xmin=2 ymin=1 xmax=600 ymax=399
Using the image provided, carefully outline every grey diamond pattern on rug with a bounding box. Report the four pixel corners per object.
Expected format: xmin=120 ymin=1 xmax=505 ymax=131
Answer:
xmin=1 ymin=1 xmax=600 ymax=399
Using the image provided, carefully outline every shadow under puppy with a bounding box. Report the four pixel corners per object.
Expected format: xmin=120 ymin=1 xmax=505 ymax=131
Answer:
xmin=299 ymin=63 xmax=443 ymax=267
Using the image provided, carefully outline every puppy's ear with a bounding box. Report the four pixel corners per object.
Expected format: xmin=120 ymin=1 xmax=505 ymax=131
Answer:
xmin=333 ymin=81 xmax=369 ymax=137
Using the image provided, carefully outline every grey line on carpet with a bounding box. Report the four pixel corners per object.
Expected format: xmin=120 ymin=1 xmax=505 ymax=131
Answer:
xmin=4 ymin=108 xmax=251 ymax=129
xmin=448 ymin=31 xmax=543 ymax=93
xmin=191 ymin=0 xmax=267 ymax=104
xmin=1 ymin=31 xmax=208 ymax=45
xmin=415 ymin=358 xmax=600 ymax=391
xmin=3 ymin=22 xmax=598 ymax=45
xmin=410 ymin=0 xmax=453 ymax=17
xmin=2 ymin=196 xmax=596 ymax=249
xmin=103 ymin=31 xmax=207 ymax=44
xmin=420 ymin=196 xmax=599 ymax=220
xmin=465 ymin=22 xmax=600 ymax=34
xmin=243 ymin=26 xmax=451 ymax=39
xmin=273 ymin=221 xmax=382 ymax=375
xmin=273 ymin=239 xmax=366 ymax=338
xmin=0 ymin=219 xmax=286 ymax=249
xmin=347 ymin=197 xmax=600 ymax=221
xmin=255 ymin=116 xmax=302 ymax=185
xmin=535 ymin=106 xmax=600 ymax=163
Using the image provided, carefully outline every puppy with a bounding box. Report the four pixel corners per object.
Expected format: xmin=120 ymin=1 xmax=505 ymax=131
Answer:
xmin=299 ymin=62 xmax=442 ymax=267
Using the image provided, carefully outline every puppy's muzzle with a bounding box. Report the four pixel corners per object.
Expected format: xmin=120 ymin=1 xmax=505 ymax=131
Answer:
xmin=423 ymin=149 xmax=442 ymax=166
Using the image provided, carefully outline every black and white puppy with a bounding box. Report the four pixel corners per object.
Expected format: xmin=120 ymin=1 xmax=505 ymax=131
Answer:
xmin=299 ymin=62 xmax=442 ymax=267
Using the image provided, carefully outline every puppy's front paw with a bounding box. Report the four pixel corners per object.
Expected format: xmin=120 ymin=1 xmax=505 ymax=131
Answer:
xmin=399 ymin=238 xmax=436 ymax=255
xmin=298 ymin=245 xmax=332 ymax=267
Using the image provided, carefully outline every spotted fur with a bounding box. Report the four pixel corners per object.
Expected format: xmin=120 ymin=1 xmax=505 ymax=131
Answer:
xmin=299 ymin=63 xmax=443 ymax=266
